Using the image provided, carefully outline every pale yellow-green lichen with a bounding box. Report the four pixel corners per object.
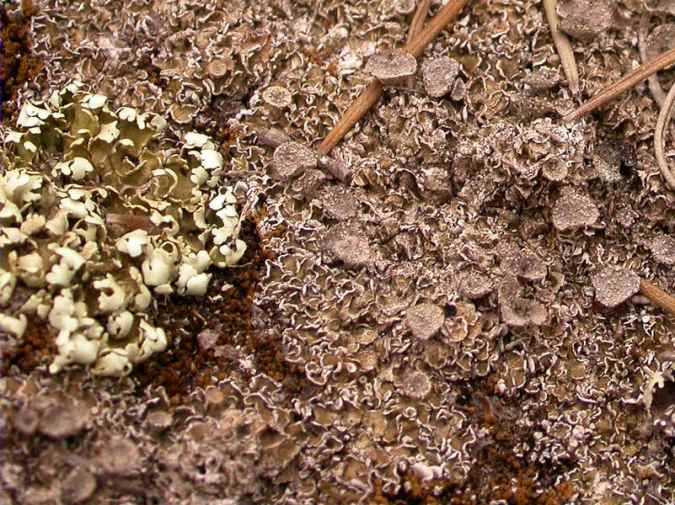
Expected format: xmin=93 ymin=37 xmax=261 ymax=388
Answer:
xmin=0 ymin=82 xmax=247 ymax=377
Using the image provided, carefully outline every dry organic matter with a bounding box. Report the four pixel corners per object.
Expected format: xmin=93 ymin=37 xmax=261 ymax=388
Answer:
xmin=0 ymin=0 xmax=42 ymax=120
xmin=638 ymin=17 xmax=673 ymax=107
xmin=405 ymin=0 xmax=431 ymax=88
xmin=639 ymin=278 xmax=675 ymax=318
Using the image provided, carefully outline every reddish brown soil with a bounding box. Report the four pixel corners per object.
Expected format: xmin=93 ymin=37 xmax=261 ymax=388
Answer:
xmin=369 ymin=376 xmax=576 ymax=505
xmin=133 ymin=221 xmax=264 ymax=402
xmin=0 ymin=316 xmax=57 ymax=375
xmin=133 ymin=216 xmax=308 ymax=402
xmin=1 ymin=0 xmax=42 ymax=121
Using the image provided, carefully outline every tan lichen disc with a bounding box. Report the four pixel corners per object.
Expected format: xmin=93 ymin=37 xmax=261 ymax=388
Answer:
xmin=591 ymin=266 xmax=640 ymax=308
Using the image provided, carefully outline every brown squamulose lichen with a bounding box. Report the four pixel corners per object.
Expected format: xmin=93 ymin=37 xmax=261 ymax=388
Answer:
xmin=591 ymin=266 xmax=640 ymax=308
xmin=421 ymin=56 xmax=461 ymax=98
xmin=551 ymin=187 xmax=600 ymax=231
xmin=365 ymin=49 xmax=417 ymax=85
xmin=405 ymin=303 xmax=445 ymax=340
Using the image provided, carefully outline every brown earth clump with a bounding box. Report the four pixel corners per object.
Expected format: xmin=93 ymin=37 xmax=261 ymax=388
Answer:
xmin=1 ymin=0 xmax=42 ymax=121
xmin=132 ymin=221 xmax=265 ymax=402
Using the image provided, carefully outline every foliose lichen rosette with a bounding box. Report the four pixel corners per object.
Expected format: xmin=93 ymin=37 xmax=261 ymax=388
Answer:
xmin=0 ymin=82 xmax=247 ymax=377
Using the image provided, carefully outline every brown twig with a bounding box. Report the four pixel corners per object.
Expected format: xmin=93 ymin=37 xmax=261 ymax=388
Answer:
xmin=404 ymin=0 xmax=471 ymax=58
xmin=318 ymin=0 xmax=472 ymax=156
xmin=653 ymin=80 xmax=675 ymax=190
xmin=405 ymin=0 xmax=431 ymax=88
xmin=317 ymin=80 xmax=382 ymax=157
xmin=640 ymin=278 xmax=675 ymax=318
xmin=563 ymin=47 xmax=675 ymax=122
xmin=542 ymin=0 xmax=578 ymax=94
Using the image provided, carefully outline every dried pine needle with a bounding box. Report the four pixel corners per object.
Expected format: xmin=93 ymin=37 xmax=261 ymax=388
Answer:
xmin=405 ymin=0 xmax=471 ymax=58
xmin=408 ymin=0 xmax=431 ymax=49
xmin=405 ymin=0 xmax=431 ymax=88
xmin=318 ymin=0 xmax=472 ymax=156
xmin=654 ymin=80 xmax=675 ymax=190
xmin=317 ymin=80 xmax=383 ymax=156
xmin=563 ymin=47 xmax=675 ymax=122
xmin=640 ymin=278 xmax=675 ymax=318
xmin=542 ymin=0 xmax=578 ymax=95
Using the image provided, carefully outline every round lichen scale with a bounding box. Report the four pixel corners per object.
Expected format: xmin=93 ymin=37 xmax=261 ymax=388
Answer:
xmin=272 ymin=141 xmax=317 ymax=181
xmin=405 ymin=303 xmax=445 ymax=340
xmin=365 ymin=49 xmax=417 ymax=85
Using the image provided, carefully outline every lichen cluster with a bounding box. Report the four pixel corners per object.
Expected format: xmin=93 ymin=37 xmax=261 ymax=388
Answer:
xmin=1 ymin=82 xmax=245 ymax=376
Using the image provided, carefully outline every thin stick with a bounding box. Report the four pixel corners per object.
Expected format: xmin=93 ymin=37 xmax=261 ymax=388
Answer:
xmin=638 ymin=14 xmax=665 ymax=107
xmin=640 ymin=278 xmax=675 ymax=318
xmin=318 ymin=0 xmax=472 ymax=156
xmin=317 ymin=81 xmax=383 ymax=156
xmin=542 ymin=0 xmax=578 ymax=94
xmin=404 ymin=0 xmax=471 ymax=58
xmin=563 ymin=47 xmax=675 ymax=122
xmin=653 ymin=80 xmax=675 ymax=190
xmin=405 ymin=0 xmax=431 ymax=88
